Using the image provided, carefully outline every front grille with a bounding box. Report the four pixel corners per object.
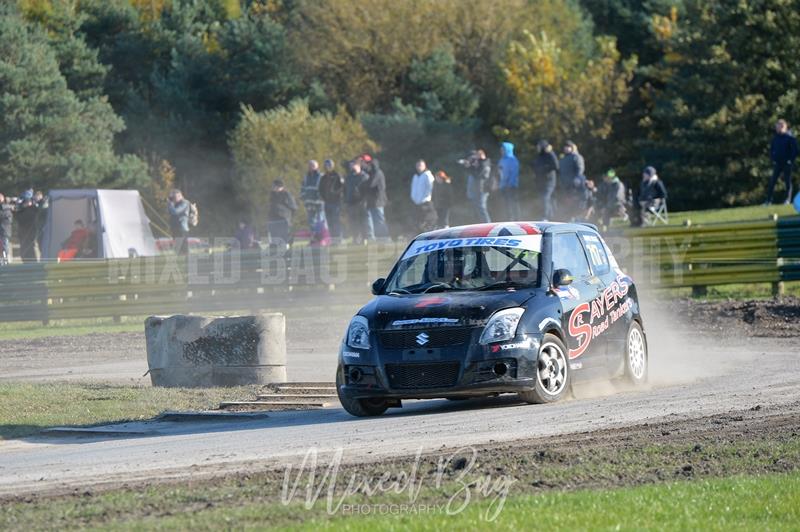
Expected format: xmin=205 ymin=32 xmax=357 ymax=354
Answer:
xmin=385 ymin=362 xmax=460 ymax=389
xmin=378 ymin=327 xmax=473 ymax=349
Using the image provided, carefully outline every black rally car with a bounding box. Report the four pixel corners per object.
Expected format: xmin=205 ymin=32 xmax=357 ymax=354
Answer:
xmin=336 ymin=222 xmax=647 ymax=417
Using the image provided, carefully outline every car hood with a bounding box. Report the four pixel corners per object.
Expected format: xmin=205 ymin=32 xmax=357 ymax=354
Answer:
xmin=361 ymin=290 xmax=538 ymax=329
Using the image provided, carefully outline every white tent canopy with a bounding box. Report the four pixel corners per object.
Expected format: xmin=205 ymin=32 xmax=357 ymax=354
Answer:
xmin=41 ymin=189 xmax=157 ymax=259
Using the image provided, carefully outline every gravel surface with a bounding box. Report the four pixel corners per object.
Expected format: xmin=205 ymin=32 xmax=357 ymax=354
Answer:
xmin=0 ymin=295 xmax=798 ymax=496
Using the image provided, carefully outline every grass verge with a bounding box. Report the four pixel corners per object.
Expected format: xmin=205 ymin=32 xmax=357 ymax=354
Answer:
xmin=0 ymin=382 xmax=259 ymax=439
xmin=1 ymin=408 xmax=797 ymax=529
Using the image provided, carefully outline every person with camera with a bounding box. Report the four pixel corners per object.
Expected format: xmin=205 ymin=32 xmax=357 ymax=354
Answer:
xmin=464 ymin=149 xmax=492 ymax=223
xmin=0 ymin=193 xmax=14 ymax=264
xmin=167 ymin=189 xmax=191 ymax=255
xmin=533 ymin=140 xmax=559 ymax=221
xmin=410 ymin=160 xmax=438 ymax=233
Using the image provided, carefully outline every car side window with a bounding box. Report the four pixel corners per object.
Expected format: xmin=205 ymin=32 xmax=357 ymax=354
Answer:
xmin=580 ymin=233 xmax=610 ymax=275
xmin=553 ymin=233 xmax=592 ymax=279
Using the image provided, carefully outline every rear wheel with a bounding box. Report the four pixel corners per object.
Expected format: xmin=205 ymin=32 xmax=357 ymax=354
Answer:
xmin=624 ymin=321 xmax=648 ymax=384
xmin=519 ymin=333 xmax=571 ymax=404
xmin=336 ymin=367 xmax=389 ymax=417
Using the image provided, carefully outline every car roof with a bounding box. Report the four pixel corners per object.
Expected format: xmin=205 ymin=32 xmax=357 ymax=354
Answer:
xmin=414 ymin=221 xmax=598 ymax=241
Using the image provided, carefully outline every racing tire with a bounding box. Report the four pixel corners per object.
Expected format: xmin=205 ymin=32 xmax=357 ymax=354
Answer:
xmin=336 ymin=367 xmax=389 ymax=417
xmin=624 ymin=321 xmax=648 ymax=385
xmin=519 ymin=333 xmax=571 ymax=404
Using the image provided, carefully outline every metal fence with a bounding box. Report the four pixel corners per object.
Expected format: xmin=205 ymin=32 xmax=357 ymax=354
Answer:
xmin=621 ymin=215 xmax=800 ymax=294
xmin=1 ymin=216 xmax=799 ymax=324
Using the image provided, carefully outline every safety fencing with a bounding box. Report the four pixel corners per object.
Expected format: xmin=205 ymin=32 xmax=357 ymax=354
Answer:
xmin=621 ymin=215 xmax=800 ymax=294
xmin=0 ymin=244 xmax=404 ymax=323
xmin=1 ymin=216 xmax=800 ymax=324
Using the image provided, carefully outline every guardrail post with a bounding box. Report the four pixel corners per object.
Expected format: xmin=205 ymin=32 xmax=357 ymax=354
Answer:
xmin=691 ymin=286 xmax=707 ymax=297
xmin=772 ymin=281 xmax=785 ymax=297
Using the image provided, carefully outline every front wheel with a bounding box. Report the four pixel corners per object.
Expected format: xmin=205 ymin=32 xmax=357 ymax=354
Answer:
xmin=624 ymin=321 xmax=648 ymax=385
xmin=519 ymin=333 xmax=571 ymax=404
xmin=336 ymin=367 xmax=389 ymax=417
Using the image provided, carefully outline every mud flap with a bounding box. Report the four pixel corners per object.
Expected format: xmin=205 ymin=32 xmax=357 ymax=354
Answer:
xmin=386 ymin=399 xmax=402 ymax=408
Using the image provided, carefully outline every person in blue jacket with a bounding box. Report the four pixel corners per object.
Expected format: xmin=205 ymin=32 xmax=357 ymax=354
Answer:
xmin=498 ymin=142 xmax=520 ymax=221
xmin=766 ymin=119 xmax=798 ymax=205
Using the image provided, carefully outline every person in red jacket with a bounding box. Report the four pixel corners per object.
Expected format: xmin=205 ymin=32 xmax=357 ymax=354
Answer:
xmin=57 ymin=219 xmax=91 ymax=261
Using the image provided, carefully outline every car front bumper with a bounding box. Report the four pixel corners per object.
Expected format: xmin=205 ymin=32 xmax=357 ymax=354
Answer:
xmin=338 ymin=332 xmax=541 ymax=400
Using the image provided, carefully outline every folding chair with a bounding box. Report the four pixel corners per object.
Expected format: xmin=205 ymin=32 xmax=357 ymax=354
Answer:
xmin=643 ymin=199 xmax=668 ymax=226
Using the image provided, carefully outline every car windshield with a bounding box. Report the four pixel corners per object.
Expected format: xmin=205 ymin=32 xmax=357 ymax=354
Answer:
xmin=383 ymin=245 xmax=541 ymax=294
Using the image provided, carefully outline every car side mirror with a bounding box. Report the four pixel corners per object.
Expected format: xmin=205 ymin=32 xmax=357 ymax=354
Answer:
xmin=371 ymin=278 xmax=385 ymax=295
xmin=553 ymin=269 xmax=574 ymax=287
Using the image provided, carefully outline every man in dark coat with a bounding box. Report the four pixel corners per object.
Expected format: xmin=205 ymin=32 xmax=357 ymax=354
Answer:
xmin=345 ymin=160 xmax=369 ymax=245
xmin=598 ymin=169 xmax=627 ymax=228
xmin=319 ymin=159 xmax=344 ymax=242
xmin=532 ymin=140 xmax=559 ymax=220
xmin=766 ymin=119 xmax=798 ymax=205
xmin=0 ymin=193 xmax=13 ymax=263
xmin=15 ymin=191 xmax=39 ymax=262
xmin=558 ymin=141 xmax=586 ymax=220
xmin=359 ymin=154 xmax=389 ymax=240
xmin=267 ymin=179 xmax=297 ymax=249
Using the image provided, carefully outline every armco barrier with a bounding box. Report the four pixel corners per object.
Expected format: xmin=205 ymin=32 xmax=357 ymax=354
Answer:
xmin=0 ymin=243 xmax=404 ymax=323
xmin=1 ymin=218 xmax=799 ymax=324
xmin=621 ymin=215 xmax=800 ymax=294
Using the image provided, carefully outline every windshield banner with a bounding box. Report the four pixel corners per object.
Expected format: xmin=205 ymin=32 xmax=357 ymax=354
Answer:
xmin=402 ymin=234 xmax=542 ymax=260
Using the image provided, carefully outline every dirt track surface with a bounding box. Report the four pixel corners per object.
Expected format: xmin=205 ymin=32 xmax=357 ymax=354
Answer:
xmin=0 ymin=296 xmax=798 ymax=497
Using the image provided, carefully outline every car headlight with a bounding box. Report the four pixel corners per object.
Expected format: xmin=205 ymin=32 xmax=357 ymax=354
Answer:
xmin=346 ymin=315 xmax=370 ymax=349
xmin=479 ymin=307 xmax=525 ymax=344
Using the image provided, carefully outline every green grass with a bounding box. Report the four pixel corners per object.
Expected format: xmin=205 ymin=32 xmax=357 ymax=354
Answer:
xmin=0 ymin=382 xmax=259 ymax=439
xmin=2 ymin=423 xmax=798 ymax=530
xmin=619 ymin=203 xmax=797 ymax=227
xmin=0 ymin=316 xmax=144 ymax=340
xmin=296 ymin=473 xmax=800 ymax=531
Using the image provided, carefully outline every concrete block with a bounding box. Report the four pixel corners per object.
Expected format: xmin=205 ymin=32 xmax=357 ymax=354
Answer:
xmin=145 ymin=313 xmax=287 ymax=387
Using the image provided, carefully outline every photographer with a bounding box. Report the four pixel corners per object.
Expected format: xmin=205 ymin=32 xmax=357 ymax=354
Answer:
xmin=0 ymin=193 xmax=15 ymax=263
xmin=463 ymin=149 xmax=492 ymax=223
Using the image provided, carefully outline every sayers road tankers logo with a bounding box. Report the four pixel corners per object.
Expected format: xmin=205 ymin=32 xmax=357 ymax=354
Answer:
xmin=568 ymin=274 xmax=632 ymax=359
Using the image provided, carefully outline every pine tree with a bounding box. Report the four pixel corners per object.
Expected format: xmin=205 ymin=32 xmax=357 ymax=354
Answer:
xmin=0 ymin=5 xmax=147 ymax=191
xmin=641 ymin=0 xmax=800 ymax=208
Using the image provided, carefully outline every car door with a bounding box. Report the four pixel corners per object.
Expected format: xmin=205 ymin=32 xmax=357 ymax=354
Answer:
xmin=580 ymin=232 xmax=631 ymax=372
xmin=551 ymin=231 xmax=606 ymax=373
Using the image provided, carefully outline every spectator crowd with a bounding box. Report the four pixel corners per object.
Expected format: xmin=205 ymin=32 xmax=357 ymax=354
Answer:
xmin=4 ymin=119 xmax=799 ymax=262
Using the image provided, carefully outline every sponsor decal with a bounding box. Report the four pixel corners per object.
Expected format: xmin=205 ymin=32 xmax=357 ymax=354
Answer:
xmin=553 ymin=285 xmax=580 ymax=300
xmin=402 ymin=234 xmax=542 ymax=260
xmin=391 ymin=317 xmax=459 ymax=327
xmin=415 ymin=332 xmax=430 ymax=346
xmin=417 ymin=222 xmax=541 ymax=240
xmin=414 ymin=297 xmax=451 ymax=308
xmin=568 ymin=274 xmax=632 ymax=359
xmin=569 ymin=361 xmax=583 ymax=370
xmin=342 ymin=351 xmax=361 ymax=358
xmin=490 ymin=339 xmax=531 ymax=353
